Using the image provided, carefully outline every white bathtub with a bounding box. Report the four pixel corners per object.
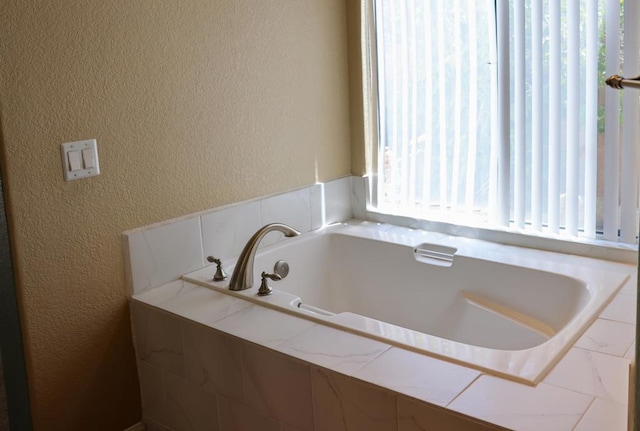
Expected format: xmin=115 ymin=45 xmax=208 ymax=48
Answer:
xmin=183 ymin=221 xmax=629 ymax=384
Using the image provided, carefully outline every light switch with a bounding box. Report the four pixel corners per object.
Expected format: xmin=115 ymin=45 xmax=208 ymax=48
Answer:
xmin=61 ymin=139 xmax=100 ymax=181
xmin=67 ymin=150 xmax=82 ymax=171
xmin=81 ymin=148 xmax=95 ymax=169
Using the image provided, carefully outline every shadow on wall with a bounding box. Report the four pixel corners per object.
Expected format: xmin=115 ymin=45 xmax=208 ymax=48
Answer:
xmin=0 ymin=354 xmax=7 ymax=429
xmin=0 ymin=147 xmax=32 ymax=428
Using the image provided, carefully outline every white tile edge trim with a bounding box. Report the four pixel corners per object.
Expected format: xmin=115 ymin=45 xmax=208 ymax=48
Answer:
xmin=122 ymin=233 xmax=134 ymax=296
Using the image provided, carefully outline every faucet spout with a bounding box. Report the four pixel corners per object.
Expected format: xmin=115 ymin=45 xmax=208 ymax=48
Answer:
xmin=228 ymin=223 xmax=300 ymax=291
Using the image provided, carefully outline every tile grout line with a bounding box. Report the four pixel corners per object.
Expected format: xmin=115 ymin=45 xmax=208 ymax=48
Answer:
xmin=444 ymin=373 xmax=484 ymax=409
xmin=348 ymin=344 xmax=394 ymax=377
xmin=570 ymin=396 xmax=597 ymax=431
xmin=599 ymin=315 xmax=636 ymax=325
xmin=571 ymin=345 xmax=633 ymax=362
xmin=573 ymin=340 xmax=635 ymax=360
xmin=197 ymin=216 xmax=205 ymax=267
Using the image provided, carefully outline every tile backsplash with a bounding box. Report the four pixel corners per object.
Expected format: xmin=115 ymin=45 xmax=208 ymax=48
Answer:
xmin=123 ymin=217 xmax=204 ymax=294
xmin=123 ymin=177 xmax=353 ymax=295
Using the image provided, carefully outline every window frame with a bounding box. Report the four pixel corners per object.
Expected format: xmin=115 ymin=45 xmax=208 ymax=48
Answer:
xmin=359 ymin=0 xmax=638 ymax=257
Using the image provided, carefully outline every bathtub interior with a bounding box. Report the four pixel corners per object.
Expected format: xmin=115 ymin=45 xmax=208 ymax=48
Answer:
xmin=251 ymin=232 xmax=590 ymax=351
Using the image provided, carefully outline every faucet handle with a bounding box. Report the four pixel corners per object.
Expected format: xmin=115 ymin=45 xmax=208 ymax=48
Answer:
xmin=273 ymin=260 xmax=290 ymax=279
xmin=258 ymin=271 xmax=282 ymax=296
xmin=206 ymin=256 xmax=228 ymax=282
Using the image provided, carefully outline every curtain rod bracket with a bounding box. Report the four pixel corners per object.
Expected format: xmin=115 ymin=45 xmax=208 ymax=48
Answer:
xmin=606 ymin=74 xmax=640 ymax=90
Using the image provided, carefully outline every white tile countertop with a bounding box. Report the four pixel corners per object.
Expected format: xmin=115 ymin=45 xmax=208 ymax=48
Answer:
xmin=133 ymin=261 xmax=637 ymax=431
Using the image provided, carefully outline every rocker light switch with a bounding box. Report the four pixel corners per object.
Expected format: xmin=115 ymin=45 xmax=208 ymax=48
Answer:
xmin=81 ymin=148 xmax=95 ymax=169
xmin=67 ymin=150 xmax=82 ymax=171
xmin=61 ymin=139 xmax=100 ymax=181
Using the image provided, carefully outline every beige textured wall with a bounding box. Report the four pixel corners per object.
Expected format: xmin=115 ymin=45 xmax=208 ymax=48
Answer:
xmin=0 ymin=1 xmax=351 ymax=429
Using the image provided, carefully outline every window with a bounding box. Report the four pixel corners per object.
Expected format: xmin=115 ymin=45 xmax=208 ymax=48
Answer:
xmin=370 ymin=0 xmax=640 ymax=244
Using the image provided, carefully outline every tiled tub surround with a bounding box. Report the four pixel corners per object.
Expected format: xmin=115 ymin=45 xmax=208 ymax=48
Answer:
xmin=132 ymin=268 xmax=636 ymax=431
xmin=124 ymin=176 xmax=638 ymax=430
xmin=182 ymin=221 xmax=628 ymax=385
xmin=122 ymin=175 xmax=636 ymax=298
xmin=123 ymin=177 xmax=353 ymax=296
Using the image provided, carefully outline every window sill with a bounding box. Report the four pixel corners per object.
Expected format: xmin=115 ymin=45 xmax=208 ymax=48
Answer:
xmin=352 ymin=176 xmax=638 ymax=265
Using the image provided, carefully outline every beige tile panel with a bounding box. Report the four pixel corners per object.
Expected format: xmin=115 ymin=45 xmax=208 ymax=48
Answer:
xmin=543 ymin=347 xmax=630 ymax=405
xmin=276 ymin=324 xmax=391 ymax=376
xmin=573 ymin=398 xmax=628 ymax=431
xmin=213 ymin=304 xmax=316 ymax=348
xmin=354 ymin=347 xmax=481 ymax=407
xmin=135 ymin=281 xmax=251 ymax=327
xmin=182 ymin=320 xmax=244 ymax=401
xmin=217 ymin=395 xmax=281 ymax=431
xmin=574 ymin=318 xmax=635 ymax=357
xmin=131 ymin=302 xmax=185 ymax=377
xmin=448 ymin=375 xmax=593 ymax=431
xmin=164 ymin=372 xmax=220 ymax=431
xmin=311 ymin=366 xmax=398 ymax=431
xmin=398 ymin=396 xmax=507 ymax=431
xmin=241 ymin=343 xmax=313 ymax=431
xmin=137 ymin=361 xmax=168 ymax=426
xmin=599 ymin=293 xmax=636 ymax=324
xmin=200 ymin=201 xmax=262 ymax=262
xmin=125 ymin=216 xmax=204 ymax=294
xmin=142 ymin=417 xmax=172 ymax=431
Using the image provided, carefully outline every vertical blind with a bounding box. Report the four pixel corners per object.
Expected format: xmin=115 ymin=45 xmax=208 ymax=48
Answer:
xmin=374 ymin=0 xmax=640 ymax=244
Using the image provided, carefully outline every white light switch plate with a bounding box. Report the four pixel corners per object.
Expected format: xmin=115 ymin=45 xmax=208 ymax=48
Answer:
xmin=61 ymin=139 xmax=100 ymax=181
